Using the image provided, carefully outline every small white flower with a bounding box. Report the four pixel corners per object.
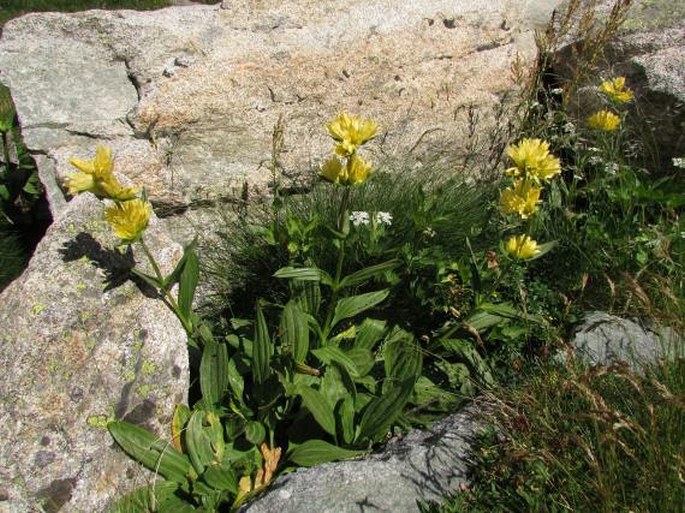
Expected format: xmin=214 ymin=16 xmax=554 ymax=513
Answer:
xmin=349 ymin=211 xmax=370 ymax=227
xmin=673 ymin=157 xmax=685 ymax=169
xmin=562 ymin=122 xmax=576 ymax=133
xmin=588 ymin=156 xmax=603 ymax=165
xmin=605 ymin=162 xmax=619 ymax=175
xmin=550 ymin=87 xmax=564 ymax=95
xmin=423 ymin=227 xmax=436 ymax=239
xmin=375 ymin=211 xmax=393 ymax=226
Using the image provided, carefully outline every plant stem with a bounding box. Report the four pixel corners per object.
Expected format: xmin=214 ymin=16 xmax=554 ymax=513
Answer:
xmin=139 ymin=236 xmax=193 ymax=335
xmin=1 ymin=131 xmax=10 ymax=177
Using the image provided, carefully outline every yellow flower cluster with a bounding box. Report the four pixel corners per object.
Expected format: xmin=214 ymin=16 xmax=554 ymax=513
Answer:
xmin=599 ymin=77 xmax=633 ymax=104
xmin=66 ymin=145 xmax=138 ymax=201
xmin=66 ymin=145 xmax=151 ymax=243
xmin=505 ymin=138 xmax=561 ymax=183
xmin=320 ymin=112 xmax=377 ymax=186
xmin=501 ymin=138 xmax=560 ymax=220
xmin=326 ymin=111 xmax=378 ymax=157
xmin=587 ymin=109 xmax=620 ymax=132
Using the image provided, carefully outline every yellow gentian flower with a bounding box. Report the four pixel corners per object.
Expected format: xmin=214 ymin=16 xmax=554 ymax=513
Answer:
xmin=326 ymin=112 xmax=377 ymax=156
xmin=104 ymin=199 xmax=152 ymax=243
xmin=67 ymin=145 xmax=138 ymax=200
xmin=599 ymin=77 xmax=633 ymax=104
xmin=347 ymin=154 xmax=372 ymax=185
xmin=505 ymin=138 xmax=561 ymax=182
xmin=320 ymin=157 xmax=346 ymax=184
xmin=505 ymin=234 xmax=540 ymax=259
xmin=588 ymin=110 xmax=620 ymax=132
xmin=500 ymin=179 xmax=541 ymax=219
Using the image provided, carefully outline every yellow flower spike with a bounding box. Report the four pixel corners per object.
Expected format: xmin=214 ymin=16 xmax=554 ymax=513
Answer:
xmin=500 ymin=179 xmax=541 ymax=219
xmin=347 ymin=154 xmax=373 ymax=185
xmin=326 ymin=112 xmax=378 ymax=156
xmin=104 ymin=198 xmax=152 ymax=243
xmin=505 ymin=234 xmax=540 ymax=260
xmin=320 ymin=156 xmax=346 ymax=184
xmin=588 ymin=110 xmax=621 ymax=132
xmin=599 ymin=77 xmax=633 ymax=104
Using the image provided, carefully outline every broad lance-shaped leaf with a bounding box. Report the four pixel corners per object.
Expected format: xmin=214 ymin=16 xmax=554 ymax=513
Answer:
xmin=274 ymin=266 xmax=333 ymax=286
xmin=108 ymin=421 xmax=192 ymax=484
xmin=338 ymin=259 xmax=400 ymax=288
xmin=200 ymin=339 xmax=229 ymax=406
xmin=356 ymin=379 xmax=415 ymax=443
xmin=281 ymin=301 xmax=309 ymax=363
xmin=252 ymin=304 xmax=272 ymax=384
xmin=296 ymin=385 xmax=336 ymax=437
xmin=178 ymin=243 xmax=199 ymax=320
xmin=383 ymin=327 xmax=423 ymax=386
xmin=312 ymin=346 xmax=360 ymax=378
xmin=288 ymin=439 xmax=366 ymax=467
xmin=330 ymin=289 xmax=389 ymax=329
xmin=162 ymin=237 xmax=198 ymax=289
xmin=185 ymin=410 xmax=225 ymax=475
xmin=354 ymin=318 xmax=387 ymax=351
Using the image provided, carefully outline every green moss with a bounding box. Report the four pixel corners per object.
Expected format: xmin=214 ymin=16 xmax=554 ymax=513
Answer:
xmin=31 ymin=303 xmax=45 ymax=315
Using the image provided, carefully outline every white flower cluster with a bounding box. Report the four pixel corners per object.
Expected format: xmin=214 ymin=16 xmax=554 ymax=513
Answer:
xmin=349 ymin=211 xmax=393 ymax=227
xmin=673 ymin=157 xmax=685 ymax=169
xmin=349 ymin=211 xmax=370 ymax=226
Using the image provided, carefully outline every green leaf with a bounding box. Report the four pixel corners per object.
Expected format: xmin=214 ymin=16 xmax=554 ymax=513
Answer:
xmin=274 ymin=266 xmax=333 ymax=286
xmin=330 ymin=290 xmax=389 ymax=328
xmin=252 ymin=304 xmax=272 ymax=384
xmin=178 ymin=245 xmax=199 ymax=320
xmin=296 ymin=385 xmax=336 ymax=437
xmin=227 ymin=356 xmax=245 ymax=406
xmin=162 ymin=238 xmax=198 ymax=289
xmin=106 ymin=481 xmax=195 ymax=513
xmin=337 ymin=396 xmax=356 ymax=445
xmin=356 ymin=379 xmax=414 ymax=443
xmin=355 ymin=318 xmax=387 ymax=350
xmin=200 ymin=340 xmax=229 ymax=406
xmin=108 ymin=421 xmax=192 ymax=484
xmin=383 ymin=328 xmax=422 ymax=388
xmin=200 ymin=460 xmax=238 ymax=494
xmin=440 ymin=338 xmax=494 ymax=387
xmin=312 ymin=346 xmax=360 ymax=378
xmin=344 ymin=348 xmax=375 ymax=378
xmin=131 ymin=267 xmax=163 ymax=290
xmin=245 ymin=421 xmax=266 ymax=445
xmin=288 ymin=439 xmax=366 ymax=467
xmin=185 ymin=410 xmax=225 ymax=475
xmin=291 ymin=279 xmax=321 ymax=315
xmin=171 ymin=404 xmax=192 ymax=454
xmin=338 ymin=259 xmax=400 ymax=288
xmin=281 ymin=301 xmax=309 ymax=363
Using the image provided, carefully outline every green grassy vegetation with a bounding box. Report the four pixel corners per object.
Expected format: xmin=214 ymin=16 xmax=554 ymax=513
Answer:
xmin=420 ymin=355 xmax=685 ymax=513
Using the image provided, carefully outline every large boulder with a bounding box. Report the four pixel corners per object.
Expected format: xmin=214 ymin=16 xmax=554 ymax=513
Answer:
xmin=241 ymin=402 xmax=487 ymax=513
xmin=0 ymin=193 xmax=188 ymax=512
xmin=0 ymin=0 xmax=569 ymax=242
